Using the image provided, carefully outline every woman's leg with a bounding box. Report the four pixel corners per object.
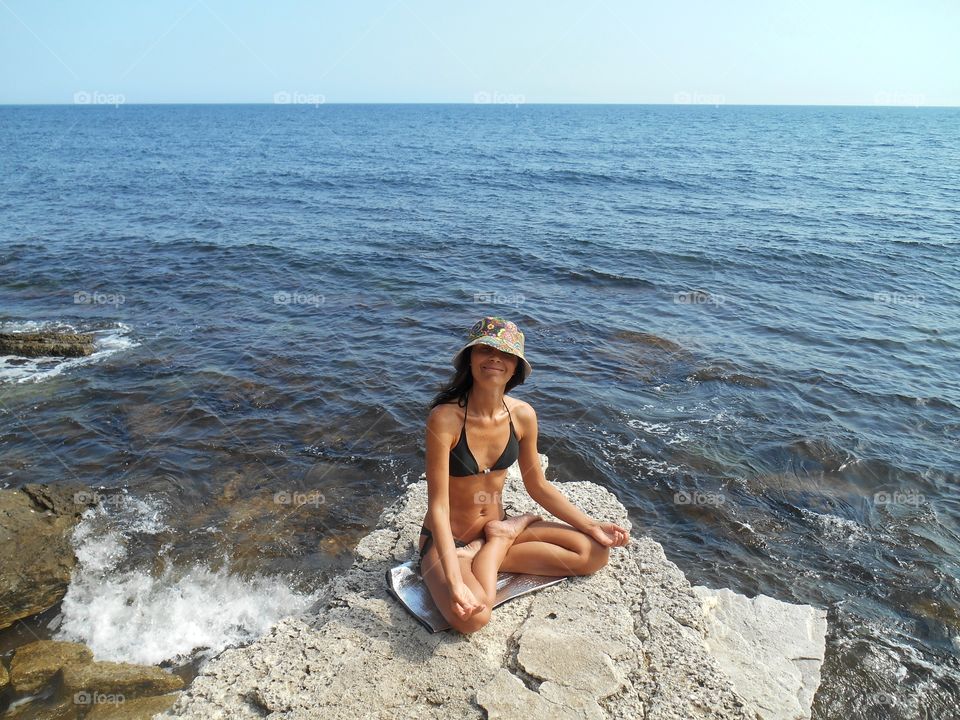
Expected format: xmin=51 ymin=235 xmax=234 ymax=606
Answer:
xmin=418 ymin=537 xmax=491 ymax=633
xmin=469 ymin=513 xmax=542 ymax=606
xmin=498 ymin=520 xmax=610 ymax=576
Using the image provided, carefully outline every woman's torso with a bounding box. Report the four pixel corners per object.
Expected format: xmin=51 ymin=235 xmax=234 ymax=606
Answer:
xmin=421 ymin=395 xmax=521 ymax=541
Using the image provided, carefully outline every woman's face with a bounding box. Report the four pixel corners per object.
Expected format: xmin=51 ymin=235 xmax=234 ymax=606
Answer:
xmin=470 ymin=343 xmax=519 ymax=383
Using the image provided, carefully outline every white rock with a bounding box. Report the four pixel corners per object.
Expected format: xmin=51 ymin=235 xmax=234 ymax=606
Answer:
xmin=692 ymin=586 xmax=828 ymax=720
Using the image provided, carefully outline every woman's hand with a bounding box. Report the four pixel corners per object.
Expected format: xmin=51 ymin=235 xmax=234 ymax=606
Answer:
xmin=448 ymin=580 xmax=485 ymax=620
xmin=586 ymin=521 xmax=630 ymax=547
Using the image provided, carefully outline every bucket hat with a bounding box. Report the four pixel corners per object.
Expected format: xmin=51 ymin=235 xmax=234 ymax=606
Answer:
xmin=452 ymin=316 xmax=532 ymax=381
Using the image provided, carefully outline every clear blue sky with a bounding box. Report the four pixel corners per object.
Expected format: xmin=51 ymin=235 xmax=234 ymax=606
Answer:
xmin=2 ymin=0 xmax=957 ymax=105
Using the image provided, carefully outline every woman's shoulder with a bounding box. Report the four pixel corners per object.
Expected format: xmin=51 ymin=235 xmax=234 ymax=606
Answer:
xmin=505 ymin=396 xmax=534 ymax=423
xmin=428 ymin=399 xmax=463 ymax=425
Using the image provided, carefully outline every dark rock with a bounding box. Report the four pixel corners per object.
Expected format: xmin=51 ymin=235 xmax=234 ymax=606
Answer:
xmin=61 ymin=660 xmax=184 ymax=698
xmin=84 ymin=692 xmax=181 ymax=719
xmin=9 ymin=640 xmax=94 ymax=694
xmin=0 ymin=331 xmax=95 ymax=358
xmin=613 ymin=329 xmax=684 ymax=353
xmin=0 ymin=484 xmax=98 ymax=630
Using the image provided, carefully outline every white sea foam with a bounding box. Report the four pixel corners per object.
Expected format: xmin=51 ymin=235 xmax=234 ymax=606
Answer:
xmin=800 ymin=508 xmax=867 ymax=544
xmin=54 ymin=493 xmax=321 ymax=666
xmin=0 ymin=320 xmax=139 ymax=384
xmin=624 ymin=418 xmax=691 ymax=446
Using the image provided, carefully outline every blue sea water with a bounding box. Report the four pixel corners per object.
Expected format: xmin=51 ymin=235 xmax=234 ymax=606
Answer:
xmin=1 ymin=104 xmax=958 ymax=718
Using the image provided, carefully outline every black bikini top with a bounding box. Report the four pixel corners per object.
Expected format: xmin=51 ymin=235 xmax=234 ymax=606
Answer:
xmin=449 ymin=393 xmax=519 ymax=477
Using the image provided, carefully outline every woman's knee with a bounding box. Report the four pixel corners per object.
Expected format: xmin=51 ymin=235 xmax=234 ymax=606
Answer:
xmin=578 ymin=538 xmax=610 ymax=575
xmin=449 ymin=607 xmax=491 ymax=634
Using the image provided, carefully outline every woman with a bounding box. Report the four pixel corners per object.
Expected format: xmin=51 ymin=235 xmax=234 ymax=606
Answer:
xmin=418 ymin=316 xmax=631 ymax=634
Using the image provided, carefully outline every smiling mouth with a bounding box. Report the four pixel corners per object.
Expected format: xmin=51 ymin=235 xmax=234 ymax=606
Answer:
xmin=482 ymin=366 xmax=503 ymax=372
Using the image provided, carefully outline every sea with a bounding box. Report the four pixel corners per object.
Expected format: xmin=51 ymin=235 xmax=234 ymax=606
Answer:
xmin=1 ymin=104 xmax=957 ymax=719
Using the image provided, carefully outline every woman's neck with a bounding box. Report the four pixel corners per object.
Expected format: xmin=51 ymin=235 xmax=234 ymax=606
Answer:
xmin=467 ymin=386 xmax=504 ymax=420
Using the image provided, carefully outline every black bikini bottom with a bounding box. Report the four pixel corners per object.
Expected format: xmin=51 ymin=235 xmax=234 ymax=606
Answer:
xmin=418 ymin=510 xmax=510 ymax=574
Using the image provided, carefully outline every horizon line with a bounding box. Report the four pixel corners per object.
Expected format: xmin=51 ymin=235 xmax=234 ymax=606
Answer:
xmin=0 ymin=101 xmax=955 ymax=108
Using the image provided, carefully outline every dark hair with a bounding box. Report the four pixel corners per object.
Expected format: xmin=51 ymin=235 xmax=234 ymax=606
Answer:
xmin=429 ymin=346 xmax=526 ymax=410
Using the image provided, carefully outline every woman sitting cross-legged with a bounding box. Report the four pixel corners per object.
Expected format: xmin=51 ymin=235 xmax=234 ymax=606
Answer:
xmin=417 ymin=316 xmax=630 ymax=634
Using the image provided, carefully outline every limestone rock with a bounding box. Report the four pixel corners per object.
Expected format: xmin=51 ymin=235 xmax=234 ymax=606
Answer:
xmin=166 ymin=458 xmax=786 ymax=719
xmin=0 ymin=660 xmax=8 ymax=689
xmin=62 ymin=661 xmax=184 ymax=699
xmin=692 ymin=586 xmax=828 ymax=720
xmin=0 ymin=484 xmax=98 ymax=629
xmin=10 ymin=639 xmax=94 ymax=694
xmin=0 ymin=331 xmax=95 ymax=358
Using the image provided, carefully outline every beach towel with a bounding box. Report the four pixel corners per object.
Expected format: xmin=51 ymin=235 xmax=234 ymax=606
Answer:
xmin=385 ymin=560 xmax=568 ymax=633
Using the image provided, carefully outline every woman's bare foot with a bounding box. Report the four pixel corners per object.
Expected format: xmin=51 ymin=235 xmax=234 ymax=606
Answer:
xmin=484 ymin=512 xmax=542 ymax=542
xmin=455 ymin=537 xmax=485 ymax=560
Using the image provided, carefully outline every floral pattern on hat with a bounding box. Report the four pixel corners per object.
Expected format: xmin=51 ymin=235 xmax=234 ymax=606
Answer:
xmin=454 ymin=316 xmax=532 ymax=380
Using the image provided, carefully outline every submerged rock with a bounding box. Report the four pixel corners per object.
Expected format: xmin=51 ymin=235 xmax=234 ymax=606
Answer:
xmin=164 ymin=457 xmax=829 ymax=719
xmin=0 ymin=484 xmax=98 ymax=630
xmin=3 ymin=698 xmax=77 ymax=720
xmin=613 ymin=329 xmax=684 ymax=353
xmin=691 ymin=366 xmax=769 ymax=388
xmin=0 ymin=331 xmax=95 ymax=358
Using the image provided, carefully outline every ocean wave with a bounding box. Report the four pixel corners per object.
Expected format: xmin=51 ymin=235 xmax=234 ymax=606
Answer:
xmin=55 ymin=494 xmax=320 ymax=667
xmin=564 ymin=267 xmax=657 ymax=288
xmin=517 ymin=167 xmax=699 ymax=191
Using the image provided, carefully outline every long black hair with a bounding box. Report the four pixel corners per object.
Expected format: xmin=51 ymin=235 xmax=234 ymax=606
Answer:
xmin=429 ymin=346 xmax=526 ymax=410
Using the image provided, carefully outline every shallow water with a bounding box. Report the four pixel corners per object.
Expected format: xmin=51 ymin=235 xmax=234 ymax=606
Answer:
xmin=1 ymin=104 xmax=958 ymax=718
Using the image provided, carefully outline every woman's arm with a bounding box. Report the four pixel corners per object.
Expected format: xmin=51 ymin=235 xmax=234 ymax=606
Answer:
xmin=424 ymin=406 xmax=465 ymax=586
xmin=516 ymin=403 xmax=630 ymax=546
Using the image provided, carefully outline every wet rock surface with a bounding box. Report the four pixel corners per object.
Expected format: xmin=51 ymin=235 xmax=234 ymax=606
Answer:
xmin=0 ymin=484 xmax=97 ymax=630
xmin=9 ymin=640 xmax=94 ymax=694
xmin=0 ymin=331 xmax=95 ymax=358
xmin=3 ymin=640 xmax=183 ymax=719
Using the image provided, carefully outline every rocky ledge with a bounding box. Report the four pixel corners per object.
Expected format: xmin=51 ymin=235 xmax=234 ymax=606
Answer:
xmin=0 ymin=331 xmax=95 ymax=358
xmin=0 ymin=483 xmax=98 ymax=630
xmin=163 ymin=456 xmax=827 ymax=720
